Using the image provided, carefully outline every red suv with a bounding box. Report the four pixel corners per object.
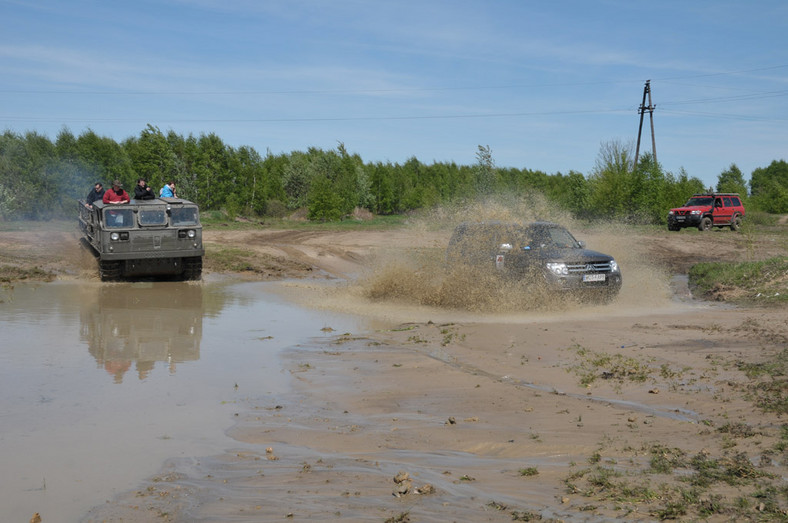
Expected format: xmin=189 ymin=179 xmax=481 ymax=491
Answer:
xmin=667 ymin=193 xmax=745 ymax=232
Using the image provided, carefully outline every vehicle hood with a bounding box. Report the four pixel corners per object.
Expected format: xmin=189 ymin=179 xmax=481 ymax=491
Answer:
xmin=543 ymin=248 xmax=614 ymax=262
xmin=506 ymin=247 xmax=614 ymax=264
xmin=670 ymin=205 xmax=709 ymax=213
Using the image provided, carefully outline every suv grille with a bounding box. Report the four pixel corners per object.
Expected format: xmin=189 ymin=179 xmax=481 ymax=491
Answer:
xmin=566 ymin=262 xmax=613 ymax=273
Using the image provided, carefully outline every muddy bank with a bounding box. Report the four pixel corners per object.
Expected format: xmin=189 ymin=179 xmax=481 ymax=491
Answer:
xmin=83 ymin=301 xmax=788 ymax=522
xmin=1 ymin=218 xmax=786 ymax=521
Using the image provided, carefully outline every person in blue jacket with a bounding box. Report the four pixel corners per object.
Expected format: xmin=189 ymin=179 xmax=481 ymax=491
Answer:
xmin=160 ymin=181 xmax=177 ymax=198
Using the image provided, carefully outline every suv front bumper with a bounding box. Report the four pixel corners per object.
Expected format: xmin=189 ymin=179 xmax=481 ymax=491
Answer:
xmin=668 ymin=214 xmax=702 ymax=228
xmin=544 ymin=270 xmax=622 ymax=293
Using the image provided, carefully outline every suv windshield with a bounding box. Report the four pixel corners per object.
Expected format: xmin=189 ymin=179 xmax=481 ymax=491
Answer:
xmin=526 ymin=226 xmax=579 ymax=249
xmin=685 ymin=197 xmax=713 ymax=207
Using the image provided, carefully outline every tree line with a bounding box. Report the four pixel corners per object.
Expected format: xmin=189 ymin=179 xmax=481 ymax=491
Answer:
xmin=1 ymin=125 xmax=786 ymax=221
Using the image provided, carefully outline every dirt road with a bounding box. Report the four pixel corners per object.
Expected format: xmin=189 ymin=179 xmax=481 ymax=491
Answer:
xmin=2 ymin=219 xmax=787 ymax=521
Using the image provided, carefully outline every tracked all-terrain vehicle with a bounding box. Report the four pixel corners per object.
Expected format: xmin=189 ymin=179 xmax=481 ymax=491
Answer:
xmin=78 ymin=198 xmax=204 ymax=281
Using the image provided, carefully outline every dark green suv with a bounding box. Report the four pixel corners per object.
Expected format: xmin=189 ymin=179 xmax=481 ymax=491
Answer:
xmin=447 ymin=221 xmax=622 ymax=299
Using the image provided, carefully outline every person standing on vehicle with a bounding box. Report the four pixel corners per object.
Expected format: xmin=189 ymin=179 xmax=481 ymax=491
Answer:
xmin=84 ymin=182 xmax=104 ymax=208
xmin=160 ymin=181 xmax=177 ymax=198
xmin=103 ymin=180 xmax=130 ymax=204
xmin=134 ymin=178 xmax=155 ymax=200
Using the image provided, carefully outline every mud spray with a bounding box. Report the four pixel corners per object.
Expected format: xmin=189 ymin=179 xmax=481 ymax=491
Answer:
xmin=278 ymin=193 xmax=674 ymax=322
xmin=355 ymin=194 xmax=672 ymax=314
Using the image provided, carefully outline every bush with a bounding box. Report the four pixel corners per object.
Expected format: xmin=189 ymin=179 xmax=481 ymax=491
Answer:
xmin=264 ymin=199 xmax=288 ymax=218
xmin=744 ymin=210 xmax=779 ymax=226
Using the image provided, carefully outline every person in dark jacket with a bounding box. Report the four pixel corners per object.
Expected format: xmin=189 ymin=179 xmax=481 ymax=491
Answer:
xmin=85 ymin=182 xmax=105 ymax=208
xmin=134 ymin=178 xmax=155 ymax=200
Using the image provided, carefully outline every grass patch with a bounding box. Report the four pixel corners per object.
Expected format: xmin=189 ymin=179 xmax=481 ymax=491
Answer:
xmin=737 ymin=348 xmax=788 ymax=415
xmin=563 ymin=441 xmax=787 ymax=521
xmin=689 ymin=256 xmax=788 ymax=304
xmin=565 ymin=345 xmax=653 ymax=388
xmin=203 ymin=245 xmax=312 ymax=276
xmin=204 ymin=246 xmax=262 ymax=272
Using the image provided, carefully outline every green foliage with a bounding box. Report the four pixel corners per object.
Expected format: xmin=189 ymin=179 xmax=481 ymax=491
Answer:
xmin=717 ymin=163 xmax=748 ymax=196
xmin=750 ymin=159 xmax=788 ymax=213
xmin=2 ymin=127 xmax=786 ymax=225
xmin=307 ymin=174 xmax=343 ymax=221
xmin=587 ymin=140 xmax=637 ymax=218
xmin=689 ymin=257 xmax=788 ymax=304
xmin=585 ymin=143 xmax=705 ymax=225
xmin=474 ymin=144 xmax=496 ymax=194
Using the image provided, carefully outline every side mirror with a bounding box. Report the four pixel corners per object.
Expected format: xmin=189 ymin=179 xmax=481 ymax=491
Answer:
xmin=578 ymin=240 xmax=586 ymax=248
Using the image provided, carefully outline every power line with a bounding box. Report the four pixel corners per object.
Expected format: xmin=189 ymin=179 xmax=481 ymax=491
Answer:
xmin=2 ymin=64 xmax=786 ymax=97
xmin=0 ymin=107 xmax=631 ymax=124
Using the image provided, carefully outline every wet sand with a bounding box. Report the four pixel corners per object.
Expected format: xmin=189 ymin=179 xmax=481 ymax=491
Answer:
xmin=82 ymin=283 xmax=787 ymax=522
xmin=1 ymin=219 xmax=786 ymax=521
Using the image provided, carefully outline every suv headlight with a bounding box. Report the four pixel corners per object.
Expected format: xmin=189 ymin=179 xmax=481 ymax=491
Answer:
xmin=610 ymin=260 xmax=619 ymax=273
xmin=668 ymin=210 xmax=674 ymax=215
xmin=110 ymin=232 xmax=120 ymax=241
xmin=546 ymin=262 xmax=568 ymax=275
xmin=690 ymin=210 xmax=701 ymax=215
xmin=187 ymin=229 xmax=196 ymax=238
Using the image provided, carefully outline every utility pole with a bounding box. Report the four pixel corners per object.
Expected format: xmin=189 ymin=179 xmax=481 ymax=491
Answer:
xmin=633 ymin=80 xmax=657 ymax=171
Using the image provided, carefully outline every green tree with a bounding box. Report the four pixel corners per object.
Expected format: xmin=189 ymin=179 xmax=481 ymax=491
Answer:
xmin=474 ymin=145 xmax=496 ymax=195
xmin=369 ymin=161 xmax=396 ymax=214
xmin=664 ymin=167 xmax=705 ymax=208
xmin=587 ymin=140 xmax=637 ymax=217
xmin=716 ymin=164 xmax=748 ymax=196
xmin=235 ymin=145 xmax=267 ymax=215
xmin=193 ymin=133 xmax=233 ymax=209
xmin=124 ymin=124 xmax=178 ymax=191
xmin=548 ymin=170 xmax=590 ymax=217
xmin=166 ymin=131 xmax=199 ymax=200
xmin=0 ymin=131 xmax=64 ymax=219
xmin=76 ymin=129 xmax=134 ymax=184
xmin=283 ymin=151 xmax=314 ymax=209
xmin=750 ymin=160 xmax=788 ymax=213
xmin=307 ymin=174 xmax=343 ymax=221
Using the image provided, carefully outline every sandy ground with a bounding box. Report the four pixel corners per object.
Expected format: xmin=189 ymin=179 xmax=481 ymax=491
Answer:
xmin=2 ymin=219 xmax=787 ymax=521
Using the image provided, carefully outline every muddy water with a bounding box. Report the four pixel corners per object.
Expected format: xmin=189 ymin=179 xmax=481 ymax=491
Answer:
xmin=0 ymin=279 xmax=369 ymax=523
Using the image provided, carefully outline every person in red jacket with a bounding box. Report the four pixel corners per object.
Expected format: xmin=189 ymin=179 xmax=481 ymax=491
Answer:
xmin=103 ymin=180 xmax=130 ymax=205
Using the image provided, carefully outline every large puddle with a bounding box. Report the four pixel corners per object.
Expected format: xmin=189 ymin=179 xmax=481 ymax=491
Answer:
xmin=0 ymin=279 xmax=372 ymax=522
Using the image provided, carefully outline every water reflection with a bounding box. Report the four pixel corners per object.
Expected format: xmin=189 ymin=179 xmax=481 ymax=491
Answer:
xmin=1 ymin=280 xmax=369 ymax=522
xmin=79 ymin=283 xmax=204 ymax=383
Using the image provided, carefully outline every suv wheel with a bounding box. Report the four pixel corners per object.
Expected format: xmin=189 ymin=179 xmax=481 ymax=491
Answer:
xmin=698 ymin=216 xmax=712 ymax=231
xmin=730 ymin=215 xmax=742 ymax=231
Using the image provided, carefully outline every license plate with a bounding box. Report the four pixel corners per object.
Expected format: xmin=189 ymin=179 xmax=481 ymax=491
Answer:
xmin=583 ymin=273 xmax=605 ymax=282
xmin=676 ymin=216 xmax=685 ymax=221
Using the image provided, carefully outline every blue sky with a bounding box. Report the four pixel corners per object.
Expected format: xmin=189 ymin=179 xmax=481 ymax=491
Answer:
xmin=2 ymin=0 xmax=787 ymax=189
